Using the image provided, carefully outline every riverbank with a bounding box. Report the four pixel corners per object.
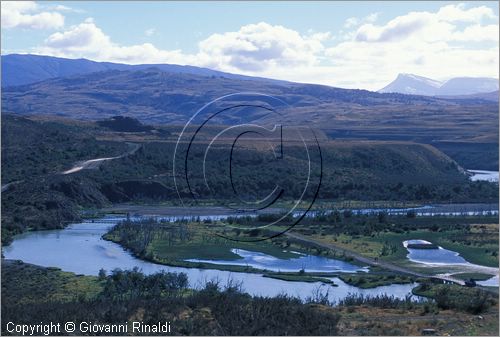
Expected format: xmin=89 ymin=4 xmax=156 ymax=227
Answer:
xmin=102 ymin=211 xmax=498 ymax=286
xmin=95 ymin=202 xmax=499 ymax=218
xmin=3 ymin=259 xmax=498 ymax=336
xmin=3 ymin=219 xmax=424 ymax=304
xmin=103 ymin=218 xmax=411 ymax=288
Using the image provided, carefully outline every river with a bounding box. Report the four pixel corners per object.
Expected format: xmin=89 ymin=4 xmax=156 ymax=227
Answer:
xmin=468 ymin=170 xmax=499 ymax=183
xmin=2 ymin=216 xmax=419 ymax=304
xmin=403 ymin=239 xmax=499 ymax=286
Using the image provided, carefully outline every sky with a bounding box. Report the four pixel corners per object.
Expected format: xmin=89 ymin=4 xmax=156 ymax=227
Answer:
xmin=1 ymin=1 xmax=498 ymax=90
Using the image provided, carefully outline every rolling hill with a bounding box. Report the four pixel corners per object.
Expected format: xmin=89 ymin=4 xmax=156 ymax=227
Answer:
xmin=1 ymin=54 xmax=283 ymax=87
xmin=2 ymin=56 xmax=498 ymax=169
xmin=2 ymin=67 xmax=497 ymax=140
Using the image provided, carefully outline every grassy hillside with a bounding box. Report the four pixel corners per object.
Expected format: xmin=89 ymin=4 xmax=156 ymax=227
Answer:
xmin=1 ymin=115 xmax=127 ymax=183
xmin=433 ymin=141 xmax=499 ymax=171
xmin=1 ymin=54 xmax=278 ymax=87
xmin=3 ymin=67 xmax=497 ymax=169
xmin=1 ymin=115 xmax=497 ymax=244
xmin=2 ymin=68 xmax=496 ymax=141
xmin=96 ymin=138 xmax=494 ymax=202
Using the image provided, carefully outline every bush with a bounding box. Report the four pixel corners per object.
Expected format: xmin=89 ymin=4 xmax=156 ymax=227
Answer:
xmin=338 ymin=293 xmax=415 ymax=309
xmin=434 ymin=287 xmax=494 ymax=314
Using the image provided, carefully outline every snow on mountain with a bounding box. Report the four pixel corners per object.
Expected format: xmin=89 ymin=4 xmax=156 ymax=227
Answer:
xmin=379 ymin=73 xmax=498 ymax=97
xmin=378 ymin=74 xmax=442 ymax=95
xmin=438 ymin=77 xmax=499 ymax=96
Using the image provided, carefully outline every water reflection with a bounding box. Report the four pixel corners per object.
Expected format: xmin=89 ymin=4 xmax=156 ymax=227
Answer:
xmin=3 ymin=218 xmax=418 ymax=303
xmin=186 ymin=248 xmax=368 ymax=273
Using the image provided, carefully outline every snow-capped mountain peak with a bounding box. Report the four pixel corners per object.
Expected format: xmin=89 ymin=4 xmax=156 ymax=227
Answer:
xmin=379 ymin=74 xmax=443 ymax=95
xmin=379 ymin=73 xmax=498 ymax=97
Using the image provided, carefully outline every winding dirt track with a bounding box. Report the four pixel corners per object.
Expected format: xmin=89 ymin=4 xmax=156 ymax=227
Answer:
xmin=61 ymin=142 xmax=141 ymax=175
xmin=284 ymin=232 xmax=467 ymax=285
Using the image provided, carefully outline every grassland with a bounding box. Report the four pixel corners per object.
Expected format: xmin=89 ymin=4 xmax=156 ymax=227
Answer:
xmin=1 ymin=260 xmax=102 ymax=305
xmin=263 ymin=273 xmax=338 ymax=285
xmin=103 ymin=219 xmax=305 ymax=264
xmin=337 ymin=273 xmax=414 ymax=289
xmin=307 ymin=223 xmax=499 ymax=269
xmin=103 ymin=212 xmax=498 ymax=292
xmin=453 ymin=273 xmax=494 ymax=281
xmin=104 ymin=217 xmax=432 ymax=289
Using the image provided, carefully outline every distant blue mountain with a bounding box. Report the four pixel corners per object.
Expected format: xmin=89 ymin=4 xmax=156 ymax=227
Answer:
xmin=1 ymin=54 xmax=280 ymax=87
xmin=379 ymin=73 xmax=498 ymax=96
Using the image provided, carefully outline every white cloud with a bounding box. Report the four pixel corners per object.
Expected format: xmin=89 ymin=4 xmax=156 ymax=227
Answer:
xmin=354 ymin=4 xmax=497 ymax=43
xmin=51 ymin=5 xmax=74 ymax=12
xmin=29 ymin=3 xmax=498 ymax=90
xmin=145 ymin=28 xmax=156 ymax=37
xmin=344 ymin=17 xmax=359 ymax=29
xmin=326 ymin=3 xmax=499 ymax=89
xmin=451 ymin=24 xmax=499 ymax=42
xmin=1 ymin=1 xmax=64 ymax=29
xmin=436 ymin=3 xmax=497 ymax=22
xmin=196 ymin=22 xmax=326 ymax=72
xmin=36 ymin=19 xmax=191 ymax=64
xmin=47 ymin=4 xmax=85 ymax=13
xmin=344 ymin=12 xmax=379 ymax=28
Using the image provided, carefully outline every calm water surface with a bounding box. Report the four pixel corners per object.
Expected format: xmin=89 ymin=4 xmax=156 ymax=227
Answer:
xmin=186 ymin=248 xmax=368 ymax=273
xmin=3 ymin=217 xmax=418 ymax=303
xmin=403 ymin=240 xmax=468 ymax=265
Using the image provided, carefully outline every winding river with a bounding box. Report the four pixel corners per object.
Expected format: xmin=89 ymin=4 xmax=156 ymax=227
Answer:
xmin=3 ymin=216 xmax=419 ymax=304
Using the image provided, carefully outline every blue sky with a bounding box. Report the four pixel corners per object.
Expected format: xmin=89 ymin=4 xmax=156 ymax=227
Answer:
xmin=2 ymin=1 xmax=499 ymax=90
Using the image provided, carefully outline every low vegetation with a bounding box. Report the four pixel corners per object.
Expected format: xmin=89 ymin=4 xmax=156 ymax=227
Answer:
xmin=2 ymin=115 xmax=498 ymax=245
xmin=413 ymin=282 xmax=497 ymax=314
xmin=3 ymin=261 xmax=498 ymax=336
xmin=337 ymin=273 xmax=414 ymax=289
xmin=103 ymin=217 xmax=305 ymax=270
xmin=290 ymin=213 xmax=499 ymax=268
xmin=2 ymin=261 xmax=341 ymax=336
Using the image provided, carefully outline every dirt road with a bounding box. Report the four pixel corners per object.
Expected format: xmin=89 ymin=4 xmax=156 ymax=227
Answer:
xmin=284 ymin=232 xmax=467 ymax=285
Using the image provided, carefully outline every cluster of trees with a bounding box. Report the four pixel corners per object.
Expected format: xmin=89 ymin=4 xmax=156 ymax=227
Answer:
xmin=97 ymin=140 xmax=498 ymax=204
xmin=2 ymin=262 xmax=341 ymax=336
xmin=98 ymin=267 xmax=188 ymax=300
xmin=415 ymin=283 xmax=497 ymax=314
xmin=3 ymin=261 xmax=497 ymax=336
xmin=1 ymin=116 xmax=127 ymax=244
xmin=1 ymin=115 xmax=127 ymax=183
xmin=337 ymin=293 xmax=416 ymax=309
xmin=225 ymin=210 xmax=498 ymax=241
xmin=290 ymin=211 xmax=498 ymax=238
xmin=106 ymin=212 xmax=499 ymax=266
xmin=434 ymin=287 xmax=492 ymax=314
xmin=105 ymin=218 xmax=192 ymax=258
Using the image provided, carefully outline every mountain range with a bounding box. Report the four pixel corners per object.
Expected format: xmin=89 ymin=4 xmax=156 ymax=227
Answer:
xmin=1 ymin=54 xmax=283 ymax=88
xmin=2 ymin=59 xmax=497 ymax=143
xmin=3 ymin=54 xmax=498 ymax=100
xmin=1 ymin=54 xmax=498 ymax=170
xmin=379 ymin=73 xmax=498 ymax=98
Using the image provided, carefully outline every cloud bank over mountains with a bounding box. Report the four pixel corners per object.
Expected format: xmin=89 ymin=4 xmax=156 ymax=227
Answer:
xmin=2 ymin=1 xmax=498 ymax=90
